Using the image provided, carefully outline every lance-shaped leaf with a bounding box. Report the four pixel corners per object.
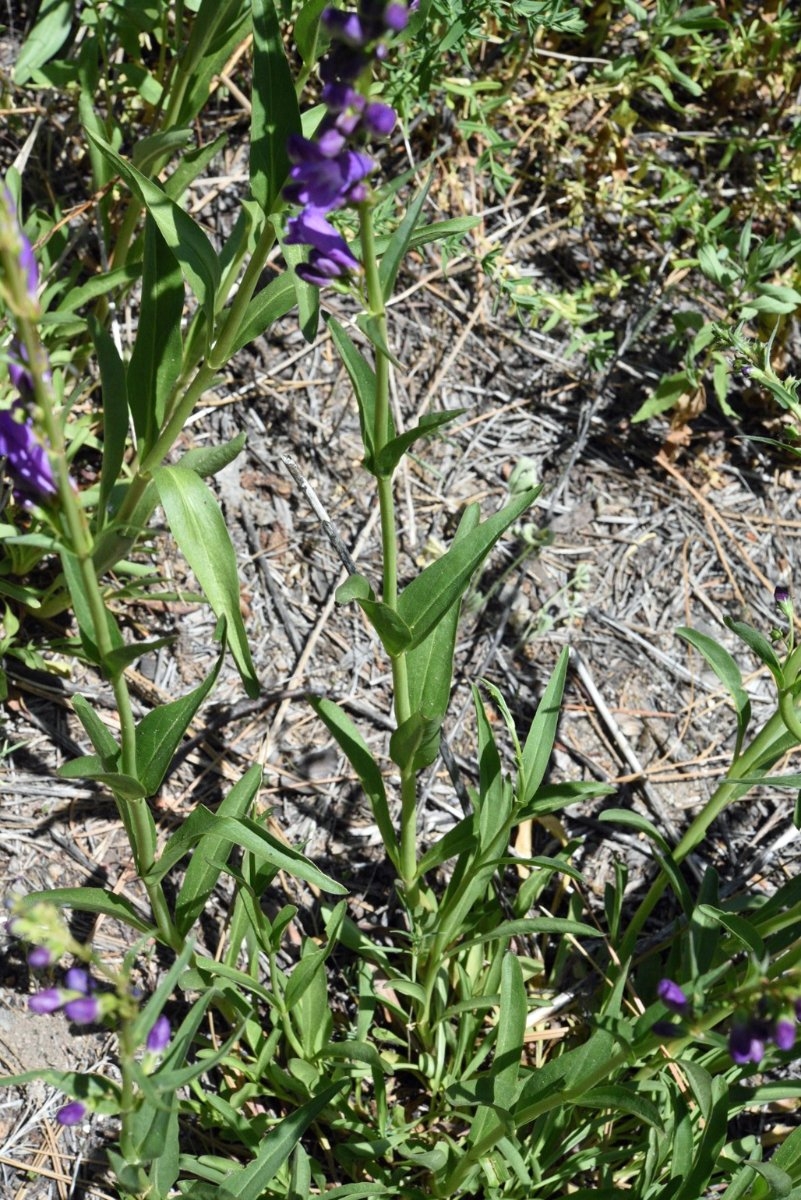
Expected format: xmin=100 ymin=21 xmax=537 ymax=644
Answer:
xmin=85 ymin=129 xmax=220 ymax=326
xmin=127 ymin=214 xmax=185 ymax=450
xmin=135 ymin=640 xmax=225 ymax=796
xmin=677 ymin=626 xmax=751 ymax=756
xmin=154 ymin=466 xmax=259 ymax=696
xmin=251 ymin=0 xmax=302 ymax=212
xmin=397 ymin=487 xmax=539 ymax=651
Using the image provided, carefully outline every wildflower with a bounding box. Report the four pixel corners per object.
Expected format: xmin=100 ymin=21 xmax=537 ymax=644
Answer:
xmin=0 ymin=402 xmax=57 ymax=504
xmin=774 ymin=1018 xmax=796 ymax=1051
xmin=64 ymin=995 xmax=100 ymax=1024
xmin=146 ymin=1014 xmax=171 ymax=1053
xmin=284 ymin=2 xmax=406 ymax=287
xmin=657 ymin=979 xmax=690 ymax=1015
xmin=729 ymin=1019 xmax=769 ymax=1066
xmin=0 ymin=187 xmax=39 ymax=315
xmin=29 ymin=987 xmax=64 ymax=1014
xmin=56 ymin=1100 xmax=86 ymax=1127
xmin=27 ymin=945 xmax=52 ymax=969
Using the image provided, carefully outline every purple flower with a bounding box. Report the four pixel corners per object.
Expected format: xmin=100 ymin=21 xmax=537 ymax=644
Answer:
xmin=319 ymin=42 xmax=369 ymax=84
xmin=64 ymin=967 xmax=92 ymax=994
xmin=285 ymin=137 xmax=374 ymax=212
xmin=146 ymin=1014 xmax=171 ymax=1053
xmin=56 ymin=1101 xmax=86 ymax=1126
xmin=286 ymin=210 xmax=359 ymax=267
xmin=322 ymin=8 xmax=368 ymax=45
xmin=64 ymin=995 xmax=100 ymax=1024
xmin=729 ymin=1021 xmax=767 ymax=1065
xmin=774 ymin=1019 xmax=796 ymax=1051
xmin=657 ymin=979 xmax=689 ymax=1015
xmin=29 ymin=987 xmax=64 ymax=1014
xmin=363 ymin=101 xmax=396 ymax=137
xmin=0 ymin=403 xmax=57 ymax=503
xmin=27 ymin=946 xmax=52 ymax=969
xmin=384 ymin=3 xmax=410 ymax=32
xmin=775 ymin=585 xmax=792 ymax=609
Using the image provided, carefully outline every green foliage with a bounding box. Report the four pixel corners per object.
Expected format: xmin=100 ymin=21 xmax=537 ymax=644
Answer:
xmin=4 ymin=1 xmax=801 ymax=1198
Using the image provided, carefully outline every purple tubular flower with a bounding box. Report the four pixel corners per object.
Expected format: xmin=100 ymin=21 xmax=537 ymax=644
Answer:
xmin=775 ymin=585 xmax=791 ymax=606
xmin=64 ymin=995 xmax=99 ymax=1024
xmin=321 ymin=8 xmax=368 ymax=45
xmin=286 ymin=209 xmax=359 ymax=262
xmin=384 ymin=3 xmax=410 ymax=32
xmin=322 ymin=82 xmax=361 ymax=111
xmin=29 ymin=987 xmax=64 ymax=1014
xmin=146 ymin=1014 xmax=171 ymax=1053
xmin=0 ymin=403 xmax=57 ymax=503
xmin=56 ymin=1100 xmax=86 ymax=1126
xmin=363 ymin=101 xmax=396 ymax=136
xmin=285 ymin=139 xmax=374 ymax=212
xmin=319 ymin=43 xmax=368 ymax=84
xmin=729 ymin=1021 xmax=767 ymax=1066
xmin=27 ymin=946 xmax=52 ymax=969
xmin=63 ymin=967 xmax=92 ymax=994
xmin=774 ymin=1019 xmax=796 ymax=1051
xmin=657 ymin=979 xmax=689 ymax=1015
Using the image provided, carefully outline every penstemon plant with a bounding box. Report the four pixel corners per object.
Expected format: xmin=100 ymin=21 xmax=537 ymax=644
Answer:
xmin=4 ymin=3 xmax=801 ymax=1199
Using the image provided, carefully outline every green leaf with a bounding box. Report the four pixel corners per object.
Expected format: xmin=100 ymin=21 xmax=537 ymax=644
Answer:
xmin=279 ymin=234 xmax=321 ymax=343
xmin=84 ymin=129 xmax=220 ymax=325
xmin=375 ymin=410 xmax=463 ymax=477
xmin=25 ymin=887 xmax=153 ymax=934
xmin=389 ymin=710 xmax=442 ymax=771
xmin=378 ymin=178 xmax=431 ymax=301
xmin=179 ymin=432 xmax=248 ymax=479
xmin=134 ymin=641 xmax=225 ymax=796
xmin=61 ymin=549 xmax=125 ymax=670
xmin=396 ymin=487 xmax=539 ymax=650
xmin=231 ymin=272 xmax=298 ymax=354
xmin=519 ymin=647 xmax=569 ymax=806
xmin=88 ymin=316 xmax=129 ymax=533
xmin=326 ymin=316 xmax=387 ymax=469
xmin=631 ymin=371 xmax=691 ymax=422
xmin=13 ymin=0 xmax=73 ymax=84
xmin=309 ymin=697 xmax=399 ymax=867
xmin=724 ymin=618 xmax=784 ymax=686
xmin=127 ymin=214 xmax=185 ymax=450
xmin=105 ymin=635 xmax=177 ymax=681
xmin=217 ymin=1082 xmax=345 ymax=1200
xmin=677 ymin=626 xmax=751 ymax=755
xmin=405 ymin=505 xmax=480 ymax=767
xmin=72 ymin=694 xmax=119 ymax=769
xmin=144 ymin=809 xmax=347 ymax=895
xmin=574 ymin=1084 xmax=663 ymax=1129
xmin=294 ymin=0 xmax=329 ymax=65
xmin=334 ymin=575 xmax=412 ymax=655
xmin=175 ymin=765 xmax=262 ymax=935
xmin=250 ymin=0 xmax=302 ymax=212
xmin=171 ymin=0 xmax=251 ymax=129
xmin=696 ymin=903 xmax=766 ymax=961
xmin=154 ymin=466 xmax=259 ymax=696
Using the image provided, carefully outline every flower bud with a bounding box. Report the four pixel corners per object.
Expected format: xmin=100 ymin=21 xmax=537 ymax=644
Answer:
xmin=56 ymin=1101 xmax=86 ymax=1126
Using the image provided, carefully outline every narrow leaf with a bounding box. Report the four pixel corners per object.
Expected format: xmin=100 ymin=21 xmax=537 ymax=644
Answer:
xmin=677 ymin=626 xmax=751 ymax=754
xmin=375 ymin=410 xmax=463 ymax=477
xmin=397 ymin=488 xmax=539 ymax=649
xmin=84 ymin=129 xmax=219 ymax=324
xmin=250 ymin=0 xmax=302 ymax=212
xmin=309 ymin=697 xmax=399 ymax=866
xmin=88 ymin=316 xmax=129 ymax=533
xmin=378 ymin=178 xmax=431 ymax=301
xmin=154 ymin=466 xmax=259 ymax=696
xmin=519 ymin=647 xmax=569 ymax=805
xmin=135 ymin=642 xmax=225 ymax=796
xmin=127 ymin=214 xmax=185 ymax=449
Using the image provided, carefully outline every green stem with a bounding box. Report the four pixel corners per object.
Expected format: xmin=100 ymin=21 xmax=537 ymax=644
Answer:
xmin=8 ymin=285 xmax=176 ymax=949
xmin=359 ymin=203 xmax=418 ymax=902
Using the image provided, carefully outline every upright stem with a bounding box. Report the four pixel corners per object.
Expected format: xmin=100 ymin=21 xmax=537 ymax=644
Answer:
xmin=359 ymin=203 xmax=417 ymax=902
